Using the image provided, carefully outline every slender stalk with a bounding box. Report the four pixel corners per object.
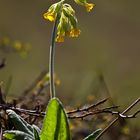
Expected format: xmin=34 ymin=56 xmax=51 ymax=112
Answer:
xmin=95 ymin=97 xmax=140 ymax=140
xmin=49 ymin=15 xmax=59 ymax=98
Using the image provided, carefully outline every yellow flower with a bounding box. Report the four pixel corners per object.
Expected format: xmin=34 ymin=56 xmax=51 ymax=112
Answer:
xmin=85 ymin=3 xmax=95 ymax=12
xmin=70 ymin=28 xmax=81 ymax=37
xmin=43 ymin=0 xmax=64 ymax=22
xmin=13 ymin=41 xmax=22 ymax=51
xmin=56 ymin=33 xmax=65 ymax=42
xmin=43 ymin=11 xmax=56 ymax=22
xmin=1 ymin=37 xmax=10 ymax=46
xmin=74 ymin=0 xmax=95 ymax=12
xmin=65 ymin=31 xmax=71 ymax=37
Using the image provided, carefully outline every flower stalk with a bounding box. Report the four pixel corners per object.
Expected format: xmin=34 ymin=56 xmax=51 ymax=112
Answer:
xmin=49 ymin=15 xmax=59 ymax=98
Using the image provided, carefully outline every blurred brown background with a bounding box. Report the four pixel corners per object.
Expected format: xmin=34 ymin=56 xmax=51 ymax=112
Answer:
xmin=0 ymin=0 xmax=140 ymax=124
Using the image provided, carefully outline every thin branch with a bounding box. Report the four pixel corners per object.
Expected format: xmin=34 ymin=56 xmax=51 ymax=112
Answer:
xmin=68 ymin=106 xmax=117 ymax=119
xmin=68 ymin=106 xmax=133 ymax=119
xmin=102 ymin=109 xmax=140 ymax=119
xmin=67 ymin=98 xmax=108 ymax=114
xmin=0 ymin=104 xmax=45 ymax=117
xmin=95 ymin=97 xmax=140 ymax=140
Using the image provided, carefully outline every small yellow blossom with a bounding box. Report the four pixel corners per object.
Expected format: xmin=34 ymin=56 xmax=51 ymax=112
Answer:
xmin=55 ymin=79 xmax=61 ymax=86
xmin=85 ymin=3 xmax=95 ymax=12
xmin=56 ymin=33 xmax=65 ymax=42
xmin=65 ymin=31 xmax=71 ymax=37
xmin=74 ymin=0 xmax=95 ymax=12
xmin=43 ymin=11 xmax=56 ymax=22
xmin=1 ymin=37 xmax=10 ymax=46
xmin=13 ymin=41 xmax=22 ymax=51
xmin=43 ymin=0 xmax=64 ymax=22
xmin=70 ymin=28 xmax=81 ymax=37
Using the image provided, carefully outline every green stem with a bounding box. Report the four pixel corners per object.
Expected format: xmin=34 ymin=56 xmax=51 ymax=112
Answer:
xmin=49 ymin=16 xmax=59 ymax=98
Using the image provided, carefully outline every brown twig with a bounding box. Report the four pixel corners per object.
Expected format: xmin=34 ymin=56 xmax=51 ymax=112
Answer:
xmin=67 ymin=98 xmax=108 ymax=114
xmin=95 ymin=97 xmax=140 ymax=140
xmin=0 ymin=104 xmax=45 ymax=117
xmin=68 ymin=106 xmax=118 ymax=119
xmin=68 ymin=106 xmax=140 ymax=120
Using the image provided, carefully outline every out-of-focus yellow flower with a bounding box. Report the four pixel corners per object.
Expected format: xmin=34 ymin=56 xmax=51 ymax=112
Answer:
xmin=56 ymin=33 xmax=65 ymax=42
xmin=70 ymin=28 xmax=81 ymax=37
xmin=1 ymin=37 xmax=10 ymax=46
xmin=43 ymin=11 xmax=56 ymax=22
xmin=85 ymin=3 xmax=95 ymax=12
xmin=13 ymin=41 xmax=22 ymax=51
xmin=55 ymin=79 xmax=61 ymax=86
xmin=122 ymin=126 xmax=130 ymax=135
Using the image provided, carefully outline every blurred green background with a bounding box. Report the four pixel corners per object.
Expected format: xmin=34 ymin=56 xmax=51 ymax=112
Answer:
xmin=0 ymin=0 xmax=140 ymax=120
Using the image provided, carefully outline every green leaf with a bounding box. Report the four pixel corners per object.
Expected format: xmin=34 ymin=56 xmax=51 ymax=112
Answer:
xmin=83 ymin=129 xmax=102 ymax=140
xmin=32 ymin=124 xmax=41 ymax=134
xmin=4 ymin=130 xmax=34 ymax=140
xmin=6 ymin=110 xmax=33 ymax=136
xmin=40 ymin=98 xmax=71 ymax=140
xmin=33 ymin=127 xmax=40 ymax=140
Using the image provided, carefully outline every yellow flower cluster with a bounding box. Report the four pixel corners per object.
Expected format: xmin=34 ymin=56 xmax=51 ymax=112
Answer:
xmin=43 ymin=0 xmax=94 ymax=42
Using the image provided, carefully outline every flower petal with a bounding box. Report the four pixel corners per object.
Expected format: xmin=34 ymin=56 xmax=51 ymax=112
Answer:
xmin=70 ymin=29 xmax=81 ymax=37
xmin=85 ymin=3 xmax=95 ymax=12
xmin=43 ymin=12 xmax=56 ymax=22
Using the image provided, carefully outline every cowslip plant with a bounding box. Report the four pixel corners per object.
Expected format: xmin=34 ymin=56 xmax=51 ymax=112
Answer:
xmin=3 ymin=0 xmax=101 ymax=140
